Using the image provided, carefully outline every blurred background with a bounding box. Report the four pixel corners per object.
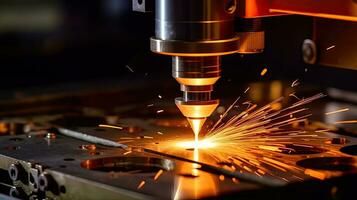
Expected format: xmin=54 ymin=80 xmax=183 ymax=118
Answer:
xmin=0 ymin=0 xmax=355 ymax=93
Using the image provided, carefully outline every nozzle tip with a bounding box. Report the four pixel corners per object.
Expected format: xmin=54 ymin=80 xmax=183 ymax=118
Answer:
xmin=187 ymin=117 xmax=207 ymax=136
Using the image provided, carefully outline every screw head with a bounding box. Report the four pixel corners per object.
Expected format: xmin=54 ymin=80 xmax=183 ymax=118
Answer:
xmin=8 ymin=164 xmax=19 ymax=181
xmin=302 ymin=39 xmax=317 ymax=65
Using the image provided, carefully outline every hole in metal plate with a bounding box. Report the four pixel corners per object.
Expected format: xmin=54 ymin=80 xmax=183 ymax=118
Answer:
xmin=297 ymin=157 xmax=357 ymax=171
xmin=340 ymin=145 xmax=357 ymax=156
xmin=279 ymin=144 xmax=327 ymax=155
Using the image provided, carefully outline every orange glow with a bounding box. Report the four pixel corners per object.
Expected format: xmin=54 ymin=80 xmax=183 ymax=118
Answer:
xmin=258 ymin=145 xmax=282 ymax=152
xmin=304 ymin=169 xmax=326 ymax=180
xmin=154 ymin=50 xmax=240 ymax=57
xmin=232 ymin=178 xmax=239 ymax=184
xmin=154 ymin=169 xmax=164 ymax=181
xmin=187 ymin=118 xmax=207 ymax=147
xmin=175 ymin=77 xmax=219 ymax=86
xmin=0 ymin=123 xmax=8 ymax=134
xmin=260 ymin=68 xmax=268 ymax=76
xmin=271 ymin=102 xmax=282 ymax=110
xmin=176 ymin=139 xmax=216 ymax=149
xmin=243 ymin=0 xmax=280 ymax=18
xmin=123 ymin=151 xmax=132 ymax=155
xmin=137 ymin=181 xmax=146 ymax=189
xmin=219 ymin=175 xmax=225 ymax=181
xmin=335 ymin=120 xmax=357 ymax=124
xmin=270 ymin=9 xmax=357 ymax=22
xmin=176 ymin=102 xmax=219 ymax=118
xmin=98 ymin=124 xmax=123 ymax=130
xmin=325 ymin=108 xmax=349 ymax=115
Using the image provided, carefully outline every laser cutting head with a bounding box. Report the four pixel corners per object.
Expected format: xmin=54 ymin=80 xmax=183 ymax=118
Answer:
xmin=150 ymin=0 xmax=238 ymax=136
xmin=173 ymin=56 xmax=221 ymax=135
xmin=149 ymin=0 xmax=264 ymax=136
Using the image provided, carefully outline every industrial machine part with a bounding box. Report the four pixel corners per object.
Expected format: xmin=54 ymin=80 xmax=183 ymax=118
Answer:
xmin=0 ymin=82 xmax=356 ymax=199
xmin=149 ymin=0 xmax=264 ymax=136
xmin=0 ymin=0 xmax=356 ymax=199
xmin=133 ymin=0 xmax=357 ymax=137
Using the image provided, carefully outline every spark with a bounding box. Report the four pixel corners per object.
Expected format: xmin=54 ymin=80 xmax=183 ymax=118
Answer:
xmin=219 ymin=175 xmax=225 ymax=181
xmin=335 ymin=120 xmax=357 ymax=124
xmin=325 ymin=108 xmax=349 ymax=115
xmin=98 ymin=124 xmax=123 ymax=130
xmin=157 ymin=131 xmax=164 ymax=135
xmin=120 ymin=137 xmax=136 ymax=140
xmin=326 ymin=45 xmax=336 ymax=51
xmin=315 ymin=129 xmax=330 ymax=133
xmin=168 ymin=93 xmax=341 ymax=181
xmin=123 ymin=150 xmax=132 ymax=155
xmin=126 ymin=65 xmax=134 ymax=72
xmin=244 ymin=87 xmax=250 ymax=93
xmin=139 ymin=89 xmax=345 ymax=182
xmin=137 ymin=181 xmax=146 ymax=189
xmin=232 ymin=178 xmax=239 ymax=184
xmin=143 ymin=136 xmax=154 ymax=139
xmin=242 ymin=101 xmax=253 ymax=109
xmin=291 ymin=79 xmax=300 ymax=87
xmin=119 ymin=140 xmax=135 ymax=143
xmin=158 ymin=95 xmax=162 ymax=99
xmin=304 ymin=169 xmax=326 ymax=180
xmin=157 ymin=110 xmax=164 ymax=113
xmin=147 ymin=104 xmax=154 ymax=107
xmin=154 ymin=169 xmax=164 ymax=181
xmin=289 ymin=93 xmax=300 ymax=100
xmin=176 ymin=139 xmax=216 ymax=149
xmin=260 ymin=68 xmax=268 ymax=76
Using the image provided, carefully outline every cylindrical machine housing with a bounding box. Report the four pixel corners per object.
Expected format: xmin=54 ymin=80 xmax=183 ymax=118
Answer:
xmin=155 ymin=0 xmax=236 ymax=41
xmin=173 ymin=56 xmax=220 ymax=102
xmin=151 ymin=0 xmax=240 ymax=56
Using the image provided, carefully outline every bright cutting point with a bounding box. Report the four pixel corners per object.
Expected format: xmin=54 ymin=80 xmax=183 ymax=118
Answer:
xmin=175 ymin=98 xmax=219 ymax=141
xmin=187 ymin=117 xmax=207 ymax=144
xmin=176 ymin=138 xmax=216 ymax=149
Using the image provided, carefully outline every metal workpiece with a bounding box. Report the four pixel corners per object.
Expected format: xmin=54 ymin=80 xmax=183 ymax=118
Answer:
xmin=0 ymin=125 xmax=260 ymax=199
xmin=0 ymin=84 xmax=357 ymax=199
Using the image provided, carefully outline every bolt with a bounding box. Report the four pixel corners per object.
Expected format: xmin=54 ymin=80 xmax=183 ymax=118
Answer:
xmin=8 ymin=163 xmax=28 ymax=183
xmin=38 ymin=173 xmax=59 ymax=195
xmin=302 ymin=39 xmax=317 ymax=65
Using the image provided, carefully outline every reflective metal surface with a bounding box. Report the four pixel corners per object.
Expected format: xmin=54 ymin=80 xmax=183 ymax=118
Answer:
xmin=0 ymin=80 xmax=356 ymax=199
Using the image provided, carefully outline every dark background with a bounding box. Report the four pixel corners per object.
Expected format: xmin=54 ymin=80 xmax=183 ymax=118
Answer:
xmin=0 ymin=0 xmax=355 ymax=92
